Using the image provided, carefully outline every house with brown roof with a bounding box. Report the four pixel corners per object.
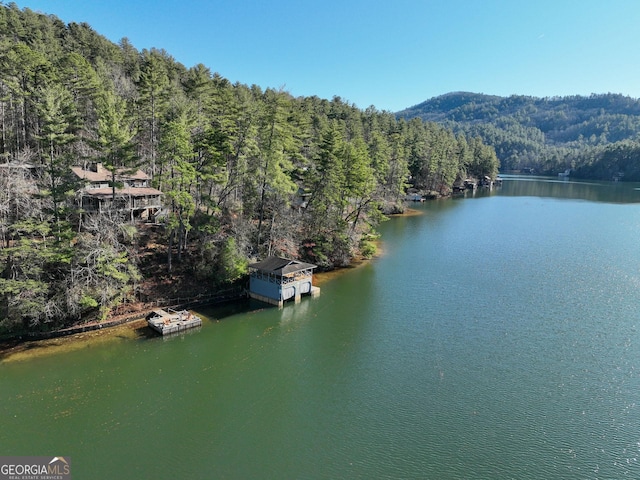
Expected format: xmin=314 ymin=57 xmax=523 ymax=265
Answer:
xmin=71 ymin=163 xmax=163 ymax=221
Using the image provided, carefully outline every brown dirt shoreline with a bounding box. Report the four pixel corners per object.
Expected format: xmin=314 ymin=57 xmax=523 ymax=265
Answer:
xmin=0 ymin=268 xmax=348 ymax=364
xmin=0 ymin=208 xmax=419 ymax=363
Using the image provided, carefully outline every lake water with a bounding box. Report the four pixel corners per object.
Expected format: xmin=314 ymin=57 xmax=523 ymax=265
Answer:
xmin=2 ymin=176 xmax=640 ymax=479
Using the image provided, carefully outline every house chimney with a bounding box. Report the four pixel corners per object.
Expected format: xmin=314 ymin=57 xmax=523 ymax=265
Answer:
xmin=88 ymin=162 xmax=103 ymax=173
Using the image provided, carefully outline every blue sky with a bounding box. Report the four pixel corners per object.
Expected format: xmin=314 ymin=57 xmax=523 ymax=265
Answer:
xmin=12 ymin=0 xmax=640 ymax=111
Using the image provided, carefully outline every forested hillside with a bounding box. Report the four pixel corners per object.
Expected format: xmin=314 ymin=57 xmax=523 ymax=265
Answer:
xmin=398 ymin=92 xmax=640 ymax=180
xmin=0 ymin=4 xmax=499 ymax=333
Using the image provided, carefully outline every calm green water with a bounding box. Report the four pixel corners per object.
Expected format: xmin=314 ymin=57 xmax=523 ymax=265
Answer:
xmin=2 ymin=176 xmax=640 ymax=479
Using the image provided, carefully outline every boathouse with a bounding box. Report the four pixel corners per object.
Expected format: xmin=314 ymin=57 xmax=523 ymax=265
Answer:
xmin=248 ymin=256 xmax=320 ymax=307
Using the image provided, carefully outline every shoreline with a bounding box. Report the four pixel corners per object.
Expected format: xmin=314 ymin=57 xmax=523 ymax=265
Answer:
xmin=0 ymin=263 xmax=377 ymax=363
xmin=0 ymin=257 xmax=386 ymax=363
xmin=0 ymin=208 xmax=420 ymax=363
xmin=0 ymin=269 xmax=345 ymax=363
xmin=0 ymin=318 xmax=150 ymax=363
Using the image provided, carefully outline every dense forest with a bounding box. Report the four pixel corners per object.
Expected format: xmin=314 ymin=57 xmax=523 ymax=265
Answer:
xmin=398 ymin=91 xmax=640 ymax=180
xmin=0 ymin=4 xmax=499 ymax=333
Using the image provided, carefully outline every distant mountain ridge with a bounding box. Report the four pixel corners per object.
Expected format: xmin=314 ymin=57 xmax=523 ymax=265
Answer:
xmin=397 ymin=92 xmax=640 ymax=178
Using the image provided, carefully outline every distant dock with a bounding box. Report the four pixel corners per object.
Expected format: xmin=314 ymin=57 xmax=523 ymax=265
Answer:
xmin=147 ymin=309 xmax=202 ymax=335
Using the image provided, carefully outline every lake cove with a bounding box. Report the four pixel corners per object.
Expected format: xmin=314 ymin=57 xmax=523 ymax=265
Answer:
xmin=1 ymin=176 xmax=640 ymax=479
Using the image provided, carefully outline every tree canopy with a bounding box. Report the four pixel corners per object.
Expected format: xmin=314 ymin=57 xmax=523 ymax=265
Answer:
xmin=398 ymin=91 xmax=640 ymax=179
xmin=0 ymin=4 xmax=498 ymax=333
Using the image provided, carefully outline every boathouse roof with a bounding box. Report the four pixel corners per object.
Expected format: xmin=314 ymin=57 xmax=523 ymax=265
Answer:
xmin=248 ymin=256 xmax=316 ymax=276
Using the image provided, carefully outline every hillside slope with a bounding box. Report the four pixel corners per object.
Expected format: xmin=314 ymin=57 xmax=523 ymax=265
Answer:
xmin=398 ymin=92 xmax=640 ymax=178
xmin=0 ymin=4 xmax=501 ymax=333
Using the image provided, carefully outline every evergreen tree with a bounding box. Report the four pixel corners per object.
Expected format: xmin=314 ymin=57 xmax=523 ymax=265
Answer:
xmin=159 ymin=109 xmax=195 ymax=272
xmin=94 ymin=87 xmax=137 ymax=207
xmin=35 ymin=83 xmax=78 ymax=234
xmin=136 ymin=49 xmax=170 ymax=176
xmin=252 ymin=89 xmax=297 ymax=255
xmin=0 ymin=3 xmax=539 ymax=332
xmin=340 ymin=136 xmax=378 ymax=236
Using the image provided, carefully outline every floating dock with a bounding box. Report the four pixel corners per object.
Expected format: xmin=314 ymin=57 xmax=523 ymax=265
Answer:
xmin=147 ymin=309 xmax=202 ymax=335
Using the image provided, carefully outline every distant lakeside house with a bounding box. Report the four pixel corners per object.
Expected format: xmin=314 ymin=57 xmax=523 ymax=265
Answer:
xmin=71 ymin=163 xmax=163 ymax=221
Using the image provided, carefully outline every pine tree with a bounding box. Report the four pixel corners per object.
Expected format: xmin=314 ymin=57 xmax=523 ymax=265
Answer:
xmin=35 ymin=83 xmax=78 ymax=234
xmin=252 ymin=89 xmax=297 ymax=255
xmin=94 ymin=88 xmax=137 ymax=208
xmin=136 ymin=49 xmax=170 ymax=176
xmin=159 ymin=109 xmax=195 ymax=272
